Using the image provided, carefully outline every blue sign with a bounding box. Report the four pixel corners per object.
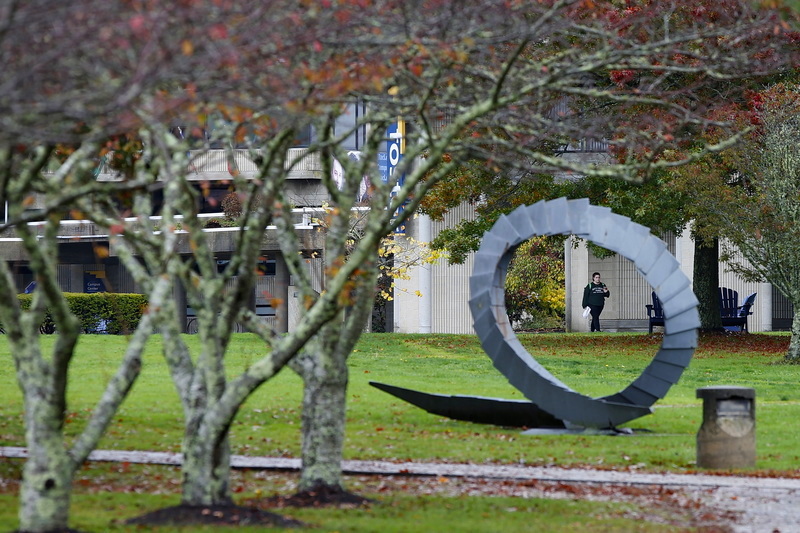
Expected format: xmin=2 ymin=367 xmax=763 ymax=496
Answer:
xmin=84 ymin=272 xmax=106 ymax=293
xmin=386 ymin=121 xmax=405 ymax=188
xmin=386 ymin=121 xmax=406 ymax=234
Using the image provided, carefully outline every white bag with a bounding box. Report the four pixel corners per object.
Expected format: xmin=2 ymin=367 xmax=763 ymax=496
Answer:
xmin=582 ymin=306 xmax=591 ymax=319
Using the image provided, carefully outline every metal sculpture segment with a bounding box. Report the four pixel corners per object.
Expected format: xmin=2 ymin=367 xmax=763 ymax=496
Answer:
xmin=469 ymin=198 xmax=699 ymax=428
xmin=369 ymin=381 xmax=565 ymax=429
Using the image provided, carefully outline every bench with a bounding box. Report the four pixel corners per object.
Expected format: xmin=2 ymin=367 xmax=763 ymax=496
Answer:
xmin=646 ymin=288 xmax=756 ymax=333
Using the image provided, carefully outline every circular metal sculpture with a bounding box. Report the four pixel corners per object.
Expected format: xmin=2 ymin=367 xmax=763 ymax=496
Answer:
xmin=469 ymin=198 xmax=700 ymax=428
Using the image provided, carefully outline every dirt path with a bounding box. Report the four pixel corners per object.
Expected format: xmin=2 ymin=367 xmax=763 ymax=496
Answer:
xmin=3 ymin=447 xmax=799 ymax=531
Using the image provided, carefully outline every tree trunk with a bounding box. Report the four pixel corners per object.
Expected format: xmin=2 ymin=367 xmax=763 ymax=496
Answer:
xmin=693 ymin=238 xmax=723 ymax=331
xmin=784 ymin=307 xmax=800 ymax=363
xmin=296 ymin=335 xmax=349 ymax=492
xmin=19 ymin=460 xmax=73 ymax=532
xmin=10 ymin=273 xmax=164 ymax=532
xmin=12 ymin=314 xmax=80 ymax=532
xmin=18 ymin=401 xmax=75 ymax=532
xmin=180 ymin=403 xmax=233 ymax=506
xmin=294 ymin=259 xmax=379 ymax=493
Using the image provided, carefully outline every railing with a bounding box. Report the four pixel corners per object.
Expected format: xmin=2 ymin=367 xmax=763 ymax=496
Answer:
xmin=560 ymin=139 xmax=609 ymax=153
xmin=12 ymin=206 xmax=349 ymax=239
xmin=94 ymin=147 xmax=323 ymax=180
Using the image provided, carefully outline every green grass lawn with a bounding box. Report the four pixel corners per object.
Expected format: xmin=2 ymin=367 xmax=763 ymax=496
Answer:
xmin=0 ymin=331 xmax=797 ymax=531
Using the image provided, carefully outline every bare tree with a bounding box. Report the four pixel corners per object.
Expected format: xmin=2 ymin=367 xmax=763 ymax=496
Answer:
xmin=0 ymin=144 xmax=174 ymax=532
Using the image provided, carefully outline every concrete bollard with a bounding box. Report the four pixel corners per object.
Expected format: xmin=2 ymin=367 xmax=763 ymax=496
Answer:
xmin=696 ymin=386 xmax=756 ymax=469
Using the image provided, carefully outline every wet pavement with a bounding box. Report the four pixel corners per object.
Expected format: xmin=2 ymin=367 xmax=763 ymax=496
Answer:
xmin=3 ymin=446 xmax=800 ymax=531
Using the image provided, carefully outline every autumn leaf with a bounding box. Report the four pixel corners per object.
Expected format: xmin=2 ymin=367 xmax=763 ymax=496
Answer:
xmin=92 ymin=245 xmax=110 ymax=259
xmin=128 ymin=14 xmax=147 ymax=35
xmin=208 ymin=24 xmax=228 ymax=40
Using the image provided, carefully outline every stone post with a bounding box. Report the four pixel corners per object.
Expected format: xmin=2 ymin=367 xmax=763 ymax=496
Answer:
xmin=696 ymin=386 xmax=756 ymax=469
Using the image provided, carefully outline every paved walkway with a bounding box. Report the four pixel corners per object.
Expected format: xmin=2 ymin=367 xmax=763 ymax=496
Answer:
xmin=3 ymin=446 xmax=800 ymax=531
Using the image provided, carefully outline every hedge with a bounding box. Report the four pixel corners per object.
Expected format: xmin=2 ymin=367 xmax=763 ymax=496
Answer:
xmin=13 ymin=293 xmax=149 ymax=334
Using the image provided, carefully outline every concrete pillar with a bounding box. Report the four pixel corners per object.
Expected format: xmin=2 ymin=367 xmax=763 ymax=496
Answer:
xmin=274 ymin=254 xmax=289 ymax=333
xmin=759 ymin=282 xmax=772 ymax=332
xmin=675 ymin=226 xmax=695 ymax=286
xmin=287 ymin=284 xmax=300 ymax=333
xmin=566 ymin=238 xmax=590 ymax=332
xmin=393 ymin=228 xmax=421 ymax=334
xmin=174 ymin=280 xmax=187 ymax=333
xmin=70 ymin=265 xmax=83 ymax=292
xmin=418 ymin=214 xmax=432 ymax=334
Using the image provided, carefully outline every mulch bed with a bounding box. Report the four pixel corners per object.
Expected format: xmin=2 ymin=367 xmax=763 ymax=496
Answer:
xmin=15 ymin=530 xmax=85 ymax=533
xmin=124 ymin=503 xmax=304 ymax=528
xmin=124 ymin=487 xmax=373 ymax=528
xmin=253 ymin=484 xmax=374 ymax=509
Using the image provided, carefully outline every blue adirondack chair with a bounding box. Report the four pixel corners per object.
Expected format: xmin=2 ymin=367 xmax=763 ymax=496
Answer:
xmin=645 ymin=291 xmax=665 ymax=334
xmin=646 ymin=289 xmax=756 ymax=333
xmin=721 ymin=292 xmax=756 ymax=332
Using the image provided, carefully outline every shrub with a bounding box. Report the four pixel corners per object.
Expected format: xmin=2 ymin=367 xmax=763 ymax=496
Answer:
xmin=203 ymin=217 xmax=239 ymax=228
xmin=505 ymin=236 xmax=565 ymax=328
xmin=95 ymin=293 xmax=149 ymax=334
xmin=12 ymin=293 xmax=148 ymax=334
xmin=221 ymin=191 xmax=243 ymax=220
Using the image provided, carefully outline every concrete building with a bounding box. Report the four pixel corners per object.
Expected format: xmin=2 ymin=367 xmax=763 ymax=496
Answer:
xmin=1 ymin=182 xmax=327 ymax=334
xmin=3 ymin=104 xmax=792 ymax=335
xmin=392 ymin=203 xmax=477 ymax=334
xmin=0 ymin=103 xmax=372 ymax=333
xmin=394 ymin=209 xmax=791 ymax=335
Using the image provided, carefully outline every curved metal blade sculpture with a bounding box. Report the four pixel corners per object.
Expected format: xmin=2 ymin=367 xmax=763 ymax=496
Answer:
xmin=371 ymin=198 xmax=700 ymax=429
xmin=469 ymin=198 xmax=699 ymax=428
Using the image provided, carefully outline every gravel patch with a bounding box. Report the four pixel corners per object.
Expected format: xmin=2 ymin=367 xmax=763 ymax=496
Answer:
xmin=3 ymin=447 xmax=800 ymax=531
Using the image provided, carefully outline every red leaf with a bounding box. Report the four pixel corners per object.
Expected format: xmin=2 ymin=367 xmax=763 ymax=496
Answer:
xmin=129 ymin=15 xmax=147 ymax=34
xmin=209 ymin=24 xmax=228 ymax=40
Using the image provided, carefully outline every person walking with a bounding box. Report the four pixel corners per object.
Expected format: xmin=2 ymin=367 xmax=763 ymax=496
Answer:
xmin=582 ymin=272 xmax=610 ymax=332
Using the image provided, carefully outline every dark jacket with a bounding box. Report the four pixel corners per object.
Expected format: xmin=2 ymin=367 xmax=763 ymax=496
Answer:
xmin=582 ymin=282 xmax=610 ymax=308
